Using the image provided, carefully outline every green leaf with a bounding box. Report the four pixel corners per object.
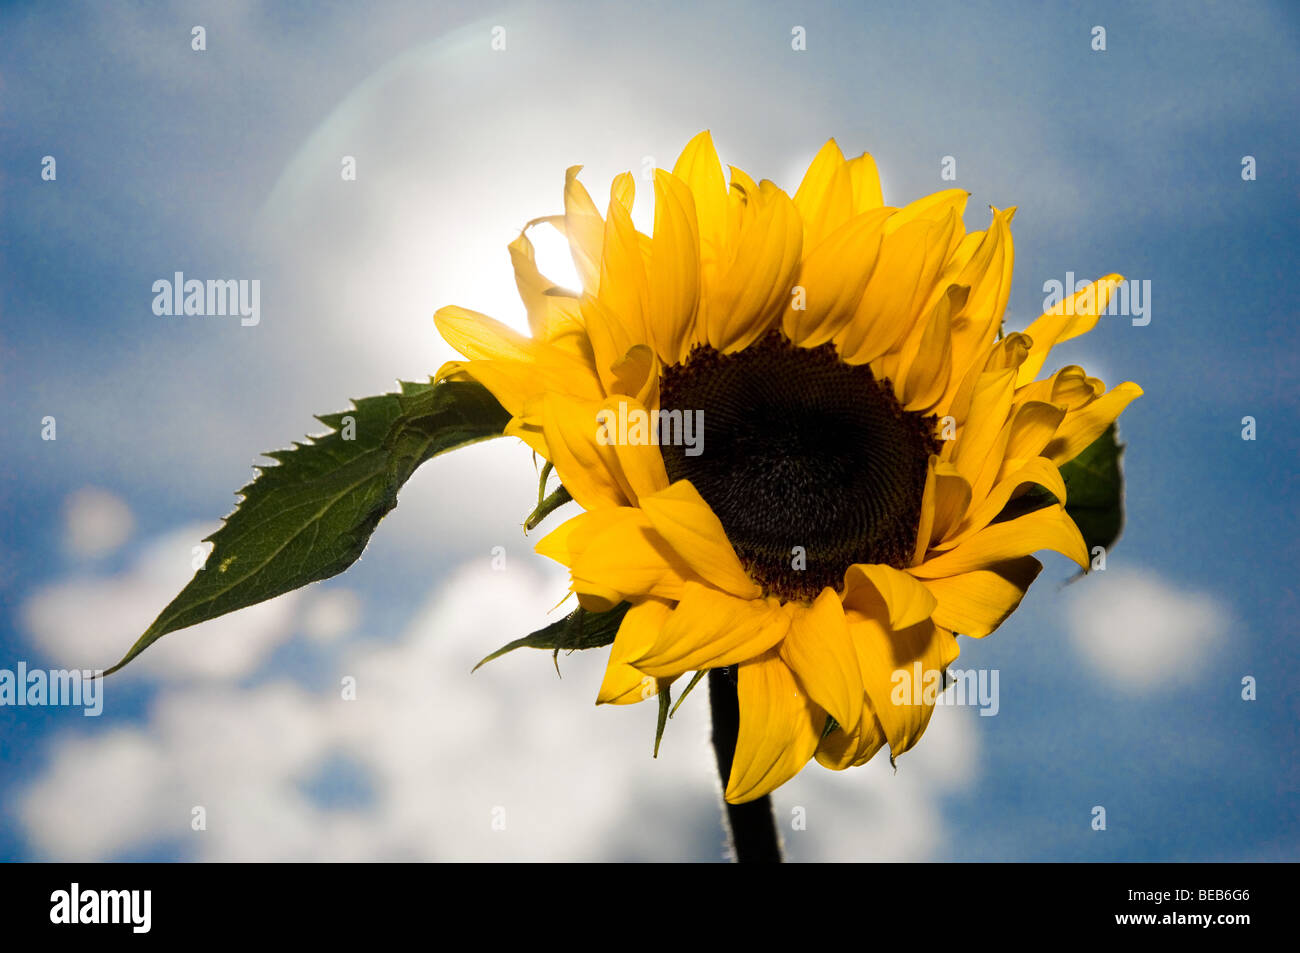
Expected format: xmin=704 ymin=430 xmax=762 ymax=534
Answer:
xmin=1056 ymin=423 xmax=1127 ymax=555
xmin=472 ymin=603 xmax=630 ymax=672
xmin=105 ymin=380 xmax=510 ymax=675
xmin=995 ymin=423 xmax=1128 ymax=555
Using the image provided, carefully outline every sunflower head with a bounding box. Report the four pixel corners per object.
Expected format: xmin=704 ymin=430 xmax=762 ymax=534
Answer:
xmin=437 ymin=132 xmax=1141 ymax=803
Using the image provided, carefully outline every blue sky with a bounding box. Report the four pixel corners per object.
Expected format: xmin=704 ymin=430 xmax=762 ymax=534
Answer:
xmin=1 ymin=0 xmax=1296 ymax=861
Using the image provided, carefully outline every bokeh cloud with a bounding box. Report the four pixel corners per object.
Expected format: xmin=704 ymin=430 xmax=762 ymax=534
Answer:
xmin=1066 ymin=569 xmax=1232 ymax=691
xmin=18 ymin=539 xmax=979 ymax=861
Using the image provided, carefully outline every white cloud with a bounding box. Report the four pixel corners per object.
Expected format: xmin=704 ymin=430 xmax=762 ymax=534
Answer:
xmin=63 ymin=487 xmax=134 ymax=559
xmin=17 ymin=549 xmax=980 ymax=861
xmin=778 ymin=701 xmax=980 ymax=862
xmin=21 ymin=522 xmax=301 ymax=680
xmin=20 ymin=729 xmax=174 ymax=860
xmin=300 ymin=587 xmax=362 ymax=644
xmin=1065 ymin=568 xmax=1232 ymax=691
xmin=18 ymin=561 xmax=707 ymax=860
xmin=380 ymin=436 xmax=563 ymax=560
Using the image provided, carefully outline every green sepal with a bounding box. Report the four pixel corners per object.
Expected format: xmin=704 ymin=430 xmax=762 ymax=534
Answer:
xmin=669 ymin=670 xmax=707 ymax=718
xmin=525 ymin=486 xmax=573 ymax=532
xmin=654 ymin=685 xmax=672 ymax=758
xmin=105 ymin=380 xmax=510 ymax=675
xmin=524 ymin=461 xmax=574 ymax=531
xmin=471 ymin=603 xmax=631 ymax=673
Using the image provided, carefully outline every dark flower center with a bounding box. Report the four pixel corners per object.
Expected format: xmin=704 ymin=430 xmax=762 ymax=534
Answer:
xmin=658 ymin=330 xmax=939 ymax=603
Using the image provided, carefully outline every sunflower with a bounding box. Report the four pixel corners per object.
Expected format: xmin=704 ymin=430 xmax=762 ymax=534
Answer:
xmin=435 ymin=131 xmax=1141 ymax=804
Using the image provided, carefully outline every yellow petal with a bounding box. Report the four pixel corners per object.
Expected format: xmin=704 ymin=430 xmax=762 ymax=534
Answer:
xmin=948 ymin=367 xmax=1016 ymax=488
xmin=639 ymin=481 xmax=761 ymax=599
xmin=563 ymin=166 xmax=606 ymax=293
xmin=727 ymin=165 xmax=760 ymax=209
xmin=725 ymin=651 xmax=825 ymax=804
xmin=815 ymin=712 xmax=887 ymax=770
xmin=886 ymin=188 xmax=968 ymax=238
xmin=1017 ymin=273 xmax=1125 ymax=385
xmin=1014 ymin=365 xmax=1104 ymax=413
xmin=507 ymin=227 xmax=587 ymax=353
xmin=939 ymin=456 xmax=1068 ymax=551
xmin=437 ymin=305 xmax=551 ymax=363
xmin=594 ymin=664 xmax=663 ymax=706
xmin=1000 ymin=400 xmax=1067 ymax=469
xmin=598 ymin=175 xmax=650 ymax=342
xmin=939 ymin=333 xmax=1026 ymax=444
xmin=843 ymin=563 xmax=939 ymax=630
xmin=648 ymin=169 xmax=702 ymax=364
xmin=941 ymin=207 xmax=1015 ymax=392
xmin=792 ymin=139 xmax=853 ymax=250
xmin=918 ymin=557 xmax=1042 ymax=638
xmin=594 ymin=395 xmax=670 ymax=504
xmin=985 ymin=331 xmax=1032 ymax=373
xmin=535 ymin=508 xmax=628 ymax=566
xmin=611 ymin=442 xmax=669 ymax=506
xmin=927 ymin=462 xmax=972 ymax=550
xmin=836 ymin=212 xmax=957 ymax=365
xmin=967 ymin=412 xmax=1018 ymax=509
xmin=779 ymin=588 xmax=864 ymax=733
xmin=453 ymin=356 xmax=602 ymax=419
xmin=911 ymin=504 xmax=1088 ymax=577
xmin=708 ymin=182 xmax=803 ymax=353
xmin=609 ymin=342 xmax=658 ymax=406
xmin=568 ymin=510 xmax=701 ymax=607
xmin=845 ymin=152 xmax=884 ymax=213
xmin=503 ymin=415 xmax=549 ymax=459
xmin=782 ymin=208 xmax=891 ymax=347
xmin=433 ymin=307 xmax=602 ymax=410
xmin=597 ymin=598 xmax=673 ymax=704
xmin=432 ymin=359 xmax=473 ymax=384
xmin=672 ymin=131 xmax=728 ymax=265
xmin=581 ymin=293 xmax=642 ymax=396
xmin=633 ymin=582 xmax=788 ymax=677
xmin=894 ymin=283 xmax=961 ymax=411
xmin=910 ymin=455 xmax=939 ymax=566
xmin=1044 ymin=382 xmax=1142 ymax=465
xmin=848 ymin=613 xmax=959 ymax=758
xmin=543 ymin=393 xmax=630 ymax=510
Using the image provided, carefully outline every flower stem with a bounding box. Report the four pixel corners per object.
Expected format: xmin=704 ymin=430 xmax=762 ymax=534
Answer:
xmin=708 ymin=668 xmax=782 ymax=863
